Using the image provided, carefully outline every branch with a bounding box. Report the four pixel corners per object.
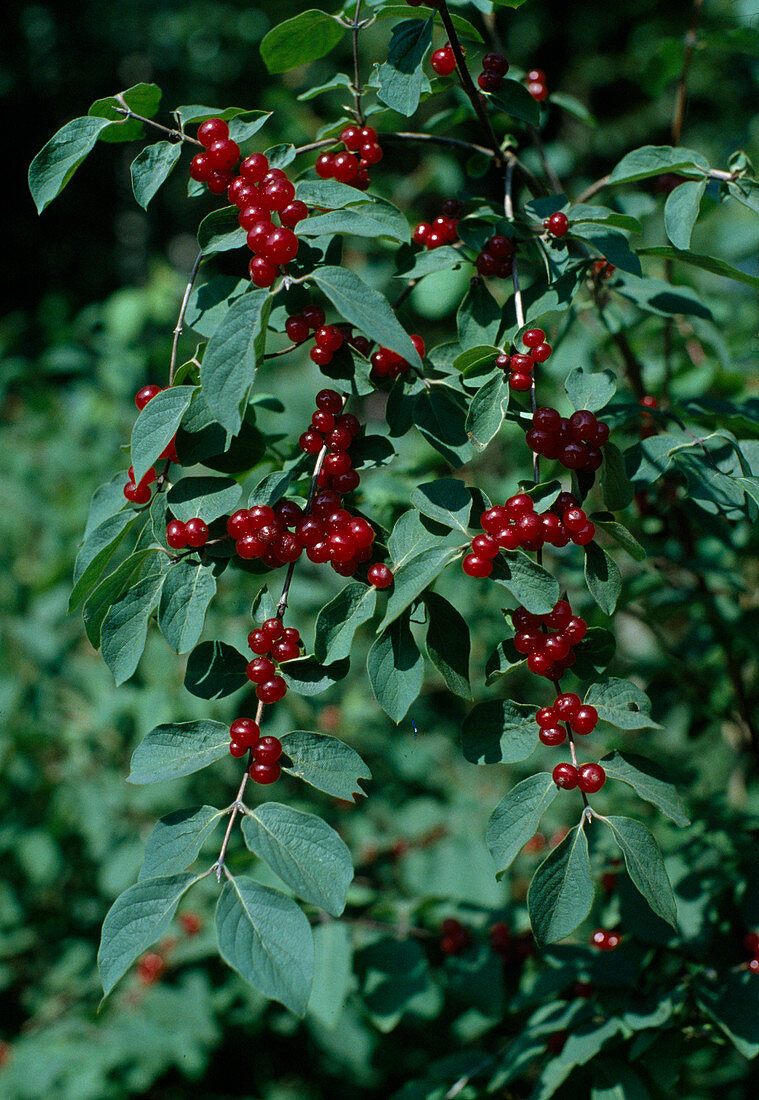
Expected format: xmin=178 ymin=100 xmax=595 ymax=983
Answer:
xmin=114 ymin=101 xmax=202 ymax=147
xmin=672 ymin=0 xmax=704 ymax=145
xmin=168 ymin=251 xmax=203 ymax=386
xmin=351 ymin=0 xmax=364 ymax=123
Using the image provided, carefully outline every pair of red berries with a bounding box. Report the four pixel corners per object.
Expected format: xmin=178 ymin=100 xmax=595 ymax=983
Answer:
xmin=526 ymin=407 xmax=610 ymax=471
xmin=285 ymin=307 xmax=372 ymax=361
xmin=591 ymin=258 xmax=616 ymax=281
xmin=229 ymin=718 xmax=283 ymax=782
xmin=245 ymin=620 xmax=298 ymax=705
xmin=413 ymin=200 xmax=461 ymax=250
xmin=315 ymin=125 xmax=382 ymax=191
xmin=494 ymin=326 xmax=552 ymax=391
xmin=553 ymin=761 xmax=606 ymax=793
xmin=511 ymin=600 xmax=588 ymax=681
xmin=124 ymin=464 xmax=156 ymax=504
xmin=189 ymin=117 xmax=241 ymax=194
xmin=166 ymin=517 xmax=210 ymax=550
xmin=591 ymin=927 xmax=621 ymax=950
xmin=439 ymin=917 xmax=472 ymax=956
xmin=132 ymin=384 xmax=179 ymax=462
xmin=536 ymin=693 xmax=598 ymax=746
xmin=477 ymin=52 xmax=509 ymax=93
xmin=525 ymin=67 xmax=548 ymax=102
xmin=475 ymin=233 xmax=515 ymax=280
xmin=228 ymin=503 xmax=303 ymax=567
xmin=370 ymin=335 xmax=425 ymax=380
xmin=544 ymin=211 xmax=570 ymax=238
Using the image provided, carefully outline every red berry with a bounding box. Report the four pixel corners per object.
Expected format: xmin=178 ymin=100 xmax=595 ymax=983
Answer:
xmin=539 ymin=726 xmax=566 ymax=746
xmin=431 ymin=46 xmax=457 ymax=77
xmin=189 ymin=153 xmax=212 ymax=182
xmin=591 ymin=928 xmax=620 ymax=950
xmin=482 ymin=52 xmax=508 ymax=75
xmin=489 ymin=921 xmax=512 ymax=956
xmin=332 ymin=151 xmax=360 ymax=184
xmin=413 ymin=222 xmax=431 ymax=246
xmin=286 ymin=315 xmax=310 ymax=344
xmin=544 ymin=634 xmax=570 ymax=662
xmin=361 ymin=142 xmax=383 ymax=165
xmin=124 ymin=481 xmax=151 ymax=504
xmin=247 ymin=629 xmax=270 ymax=655
xmin=310 ymin=346 xmax=333 ymax=367
xmin=166 ymin=521 xmax=188 ymax=549
xmin=563 ymin=617 xmax=587 ymax=644
xmin=180 ymin=912 xmax=203 ymax=935
xmin=207 ymin=138 xmax=240 ymax=170
xmin=744 ymin=931 xmax=759 ymax=954
xmin=477 ymin=70 xmax=503 ymax=92
xmin=533 ymin=407 xmax=561 ymax=433
xmin=411 ymin=334 xmax=426 ymax=359
xmin=368 ymin=563 xmax=394 ymax=588
xmin=315 ymin=153 xmax=336 ymax=179
xmin=476 ymin=251 xmax=499 ymax=276
xmin=522 ymin=328 xmax=545 ymax=348
xmin=532 ymin=342 xmax=552 ymax=363
xmin=257 ymin=677 xmax=287 ymax=704
xmin=339 ymin=125 xmax=363 ymax=150
xmin=230 ymin=717 xmax=260 ymax=746
xmin=578 ymin=763 xmax=606 ymax=793
xmin=229 ymin=741 xmax=248 ymax=758
xmin=137 ymin=952 xmax=166 ymax=984
xmin=536 ymin=706 xmax=559 ymax=728
xmin=261 ymin=178 xmax=296 ymax=212
xmin=527 ymin=651 xmax=554 ymax=677
xmin=197 ymin=117 xmax=229 ymax=147
xmin=246 ymin=221 xmax=274 ymax=253
xmin=302 ymin=305 xmax=326 ymax=330
xmin=315 ymin=326 xmax=344 ymax=353
xmin=271 ymin=638 xmax=300 ymax=663
xmin=573 ymin=522 xmax=596 ymax=546
xmin=280 ymin=200 xmax=309 ymax=228
xmin=249 ymin=762 xmax=281 ymax=784
xmin=185 ymin=518 xmax=209 ymax=548
xmin=463 ymin=554 xmax=492 ymax=578
xmin=249 ymin=256 xmax=278 ymax=288
xmin=529 ymin=81 xmax=548 ymax=101
xmin=547 ymin=212 xmax=569 ymax=238
xmin=207 ymin=169 xmax=234 ymax=195
xmin=253 ymin=735 xmax=282 ymax=764
xmin=246 ymin=657 xmax=276 ymax=684
xmin=554 ymin=692 xmax=581 ymax=720
xmin=240 ymin=153 xmax=269 ymax=183
xmin=509 ymin=373 xmax=533 ymax=392
xmin=264 ymin=226 xmax=299 ymax=265
xmin=262 ymin=618 xmax=284 ymax=641
xmin=135 ymin=384 xmax=161 ymax=411
xmin=471 ymin=533 xmax=499 ymax=559
xmin=552 ymin=762 xmax=578 ymax=790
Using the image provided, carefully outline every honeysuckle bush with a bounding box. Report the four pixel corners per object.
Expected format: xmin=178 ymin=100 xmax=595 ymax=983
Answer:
xmin=4 ymin=0 xmax=759 ymax=1095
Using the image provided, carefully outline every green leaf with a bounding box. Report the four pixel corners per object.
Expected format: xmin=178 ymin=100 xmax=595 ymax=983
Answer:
xmin=314 ymin=582 xmax=377 ymax=664
xmin=88 ymin=83 xmax=162 ymax=141
xmin=130 ymin=141 xmax=182 ymax=209
xmin=158 ymin=559 xmax=216 ymax=654
xmin=571 ymin=627 xmax=616 ymax=679
xmin=584 ymin=542 xmax=622 ymax=615
xmin=29 ymin=116 xmax=112 ymax=213
xmin=280 ymin=656 xmax=350 ymax=696
xmin=584 ymin=678 xmax=661 ymax=729
xmin=599 ymin=751 xmax=689 ymax=826
xmin=131 ymin=386 xmax=196 ymax=484
xmin=410 ymin=478 xmax=482 ymax=535
xmin=297 ymin=72 xmax=354 ymax=101
xmin=569 ymin=203 xmax=641 ymax=232
xmin=82 ymin=549 xmax=159 ymax=648
xmin=377 ymin=544 xmax=462 ymax=631
xmin=101 ymin=567 xmax=166 ymax=684
xmin=599 ymin=442 xmax=635 ymax=510
xmin=280 ymin=731 xmax=372 ymax=801
xmin=308 ymin=923 xmax=353 ymax=1028
xmin=486 ymin=773 xmax=558 ymax=878
xmin=98 ymin=873 xmax=202 ymax=997
xmin=197 ymin=206 xmax=246 ymax=256
xmin=70 ymin=508 xmax=139 ymax=609
xmin=413 ymin=386 xmax=474 ymax=467
xmin=260 ymin=9 xmax=346 ymax=73
xmin=550 ymin=91 xmax=597 ymax=126
xmin=127 ymin=720 xmax=231 ymax=783
xmin=241 ymin=803 xmax=353 ymax=916
xmin=606 ymin=144 xmax=709 ymax=185
xmin=424 ymin=592 xmax=472 ymax=699
xmin=664 ymin=179 xmax=707 ymax=250
xmin=697 ymin=972 xmax=759 ymax=1060
xmin=490 ymin=552 xmax=560 ymax=615
xmin=299 ymin=201 xmax=411 ymax=244
xmin=457 ymin=279 xmax=501 ymax=347
xmin=295 ymin=179 xmax=376 ymax=209
xmin=570 ymin=226 xmax=642 ymax=277
xmin=484 ymin=639 xmax=526 ymax=684
xmin=175 ymin=105 xmax=271 ymax=137
xmin=527 ymin=825 xmax=595 ymax=946
xmin=637 ymin=246 xmax=759 ymax=291
xmin=200 ymin=291 xmax=272 ymax=435
xmin=462 ymin=699 xmax=539 ymax=764
xmin=312 ymin=266 xmax=422 ymax=368
xmin=139 ymin=806 xmax=225 ymax=881
xmin=466 ymin=372 xmax=511 ymax=450
xmin=367 ymin=611 xmax=424 ymax=724
xmin=388 ymin=508 xmax=448 ymax=569
xmin=613 ymin=273 xmax=712 ymax=319
xmin=184 ymin=640 xmax=249 ymax=699
xmin=565 ymin=368 xmax=616 ymax=413
xmin=592 ymin=514 xmax=646 ymax=560
xmin=167 ymin=475 xmax=241 ymax=523
xmin=215 ymin=875 xmax=314 ymax=1015
xmin=376 ymin=17 xmax=433 ymax=117
xmin=395 ymin=244 xmax=468 ymax=280
xmin=490 ymin=79 xmax=541 ymax=126
xmin=247 ymin=469 xmax=293 ymax=509
xmin=603 ymin=816 xmax=677 ymax=929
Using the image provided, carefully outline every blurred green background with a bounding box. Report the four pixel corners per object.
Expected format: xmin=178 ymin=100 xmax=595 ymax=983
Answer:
xmin=3 ymin=0 xmax=759 ymax=1096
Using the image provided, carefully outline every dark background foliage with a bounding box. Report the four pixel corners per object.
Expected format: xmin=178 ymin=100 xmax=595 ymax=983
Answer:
xmin=2 ymin=0 xmax=759 ymax=1096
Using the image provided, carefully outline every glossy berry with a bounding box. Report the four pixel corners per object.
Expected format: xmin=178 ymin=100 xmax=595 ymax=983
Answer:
xmin=264 ymin=227 xmax=298 ymax=265
xmin=431 ymin=46 xmax=456 ymax=77
xmin=578 ymin=763 xmax=606 ymax=793
xmin=247 ymin=629 xmax=270 ymax=655
xmin=124 ymin=481 xmax=151 ymax=504
xmin=247 ymin=657 xmax=276 ymax=684
xmin=522 ymin=328 xmax=545 ymax=348
xmin=368 ymin=563 xmax=394 ymax=588
xmin=286 ymin=315 xmax=310 ymax=344
xmin=185 ymin=518 xmax=209 ymax=548
xmin=230 ymin=718 xmax=260 ymax=746
xmin=280 ymin=200 xmax=309 ymax=228
xmin=261 ymin=178 xmax=296 ymax=211
xmin=552 ymin=762 xmax=579 ymax=790
xmin=257 ymin=677 xmax=287 ymax=704
xmin=197 ymin=117 xmax=228 ymax=147
xmin=591 ymin=928 xmax=621 ymax=951
xmin=271 ymin=638 xmax=300 ymax=663
xmin=229 ymin=741 xmax=248 ymax=758
xmin=539 ymin=726 xmax=566 ymax=746
xmin=477 ymin=70 xmax=503 ymax=92
xmin=253 ymin=735 xmax=282 ymax=764
xmin=572 ymin=705 xmax=598 ymax=734
xmin=135 ymin=384 xmax=161 ymax=410
xmin=240 ymin=153 xmax=269 ymax=183
xmin=249 ymin=256 xmax=278 ymax=288
xmin=554 ymin=692 xmax=581 ymax=721
xmin=249 ymin=762 xmax=281 ymax=784
xmin=207 ymin=138 xmax=240 ymax=170
xmin=463 ymin=554 xmax=492 ymax=578
xmin=546 ymin=211 xmax=569 ymax=238
xmin=332 ymin=151 xmax=360 ymax=183
xmin=482 ymin=52 xmax=508 ymax=75
xmin=189 ymin=153 xmax=212 ymax=181
xmin=166 ymin=521 xmax=188 ymax=549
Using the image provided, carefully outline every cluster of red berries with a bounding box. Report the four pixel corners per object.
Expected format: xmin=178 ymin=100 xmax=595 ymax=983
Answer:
xmin=370 ymin=335 xmax=425 ymax=381
xmin=246 ymin=618 xmax=302 ymax=703
xmin=536 ymin=692 xmax=598 ymax=746
xmin=526 ymin=408 xmax=610 ymax=471
xmin=166 ymin=517 xmax=210 ymax=550
xmin=494 ymin=325 xmax=551 ymax=390
xmin=552 ymin=760 xmax=606 ymax=793
xmin=190 ymin=118 xmax=309 ymax=289
xmin=299 ymin=389 xmax=362 ymax=494
xmin=462 ymin=492 xmax=595 ymax=573
xmin=123 ymin=385 xmax=179 ymax=504
xmin=413 ymin=200 xmax=460 ymax=250
xmin=511 ymin=600 xmax=588 ymax=680
xmin=544 ymin=211 xmax=569 ymax=238
xmin=525 ymin=67 xmax=548 ymax=102
xmin=489 ymin=921 xmax=536 ymax=964
xmin=439 ymin=918 xmax=472 ymax=956
xmin=137 ymin=951 xmax=166 ymax=984
xmin=591 ymin=258 xmax=615 ymax=280
xmin=315 ymin=124 xmax=383 ymax=191
xmin=229 ymin=715 xmax=284 ymax=783
xmin=430 ymin=43 xmax=457 ymax=78
xmin=475 ymin=233 xmax=515 ymax=280
xmin=285 ymin=305 xmax=370 ymax=360
xmin=477 ymin=52 xmax=509 ymax=93
xmin=227 ymin=502 xmax=306 ymax=568
xmin=591 ymin=927 xmax=621 ymax=950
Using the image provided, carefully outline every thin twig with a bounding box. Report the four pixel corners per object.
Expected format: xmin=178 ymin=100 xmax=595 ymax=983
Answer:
xmin=672 ymin=0 xmax=704 ymax=146
xmin=437 ymin=0 xmax=504 ymax=166
xmin=351 ymin=0 xmax=364 ymax=123
xmin=168 ymin=251 xmax=203 ymax=386
xmin=529 ymin=125 xmax=564 ymax=194
xmin=114 ymin=100 xmax=202 ymax=147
